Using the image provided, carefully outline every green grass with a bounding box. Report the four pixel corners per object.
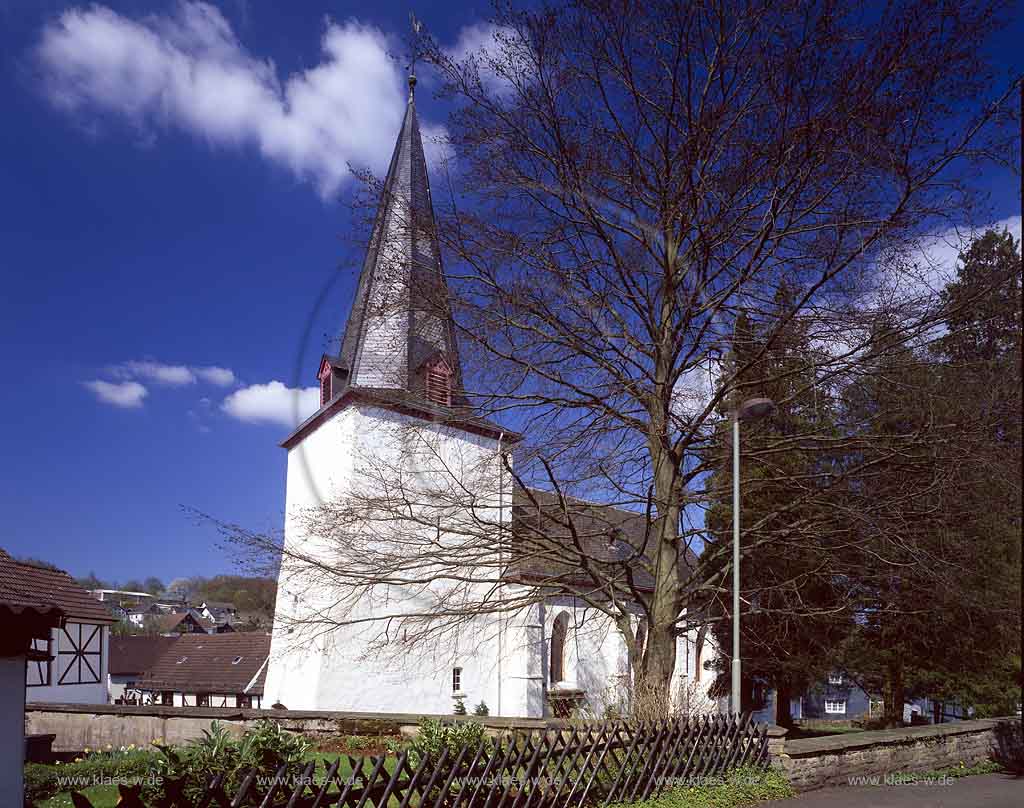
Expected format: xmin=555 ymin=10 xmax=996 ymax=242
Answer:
xmin=913 ymin=759 xmax=1004 ymax=780
xmin=39 ymin=783 xmax=120 ymax=808
xmin=608 ymin=766 xmax=794 ymax=808
xmin=34 ymin=749 xmax=388 ymax=807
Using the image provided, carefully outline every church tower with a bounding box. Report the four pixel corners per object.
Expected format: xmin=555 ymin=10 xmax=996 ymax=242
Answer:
xmin=263 ymin=75 xmax=533 ymax=715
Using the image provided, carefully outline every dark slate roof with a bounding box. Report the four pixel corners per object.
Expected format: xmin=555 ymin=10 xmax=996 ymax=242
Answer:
xmin=109 ymin=635 xmax=179 ymax=676
xmin=282 ymin=78 xmax=519 ymax=450
xmin=137 ymin=633 xmax=271 ymax=694
xmin=508 ymin=488 xmax=699 ymax=593
xmin=0 ymin=549 xmax=115 ymax=625
xmin=337 ymin=78 xmax=464 ymax=400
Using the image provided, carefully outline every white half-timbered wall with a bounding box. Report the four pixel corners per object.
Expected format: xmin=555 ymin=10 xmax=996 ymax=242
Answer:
xmin=25 ymin=621 xmax=110 ymax=705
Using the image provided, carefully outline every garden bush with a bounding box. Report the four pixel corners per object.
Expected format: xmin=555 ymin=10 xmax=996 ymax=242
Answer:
xmin=25 ymin=745 xmax=161 ymax=803
xmin=410 ymin=717 xmax=488 ymax=765
xmin=146 ymin=719 xmax=310 ymax=803
xmin=24 ymin=762 xmax=59 ymax=803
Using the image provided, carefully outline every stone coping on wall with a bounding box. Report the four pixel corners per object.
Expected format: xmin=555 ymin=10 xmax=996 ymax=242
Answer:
xmin=25 ymin=702 xmax=557 ymax=731
xmin=783 ymin=717 xmax=1009 ymax=758
xmin=775 ymin=717 xmax=1017 ymax=792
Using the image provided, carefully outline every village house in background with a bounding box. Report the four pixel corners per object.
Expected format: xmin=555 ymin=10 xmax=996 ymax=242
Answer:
xmin=135 ymin=633 xmax=269 ymax=708
xmin=108 ymin=635 xmax=178 ymax=703
xmin=0 ymin=549 xmax=72 ymax=796
xmin=748 ymin=672 xmax=971 ymax=727
xmin=263 ymin=78 xmax=720 ymax=718
xmin=88 ymin=584 xmax=254 ymax=636
xmin=0 ymin=550 xmax=118 ymax=706
xmin=148 ymin=610 xmax=223 ymax=635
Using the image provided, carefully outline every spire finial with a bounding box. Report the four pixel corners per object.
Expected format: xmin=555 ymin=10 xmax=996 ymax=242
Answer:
xmin=408 ymin=12 xmax=422 ymax=101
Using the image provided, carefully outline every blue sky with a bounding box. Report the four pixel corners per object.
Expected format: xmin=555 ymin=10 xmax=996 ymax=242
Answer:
xmin=0 ymin=0 xmax=497 ymax=582
xmin=1 ymin=1 xmax=1021 ymax=584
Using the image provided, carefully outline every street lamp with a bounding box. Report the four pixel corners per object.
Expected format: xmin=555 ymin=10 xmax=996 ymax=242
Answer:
xmin=732 ymin=396 xmax=775 ymax=715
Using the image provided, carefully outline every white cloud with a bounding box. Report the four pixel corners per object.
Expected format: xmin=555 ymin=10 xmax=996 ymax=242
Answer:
xmin=444 ymin=22 xmax=523 ymax=97
xmin=83 ymin=379 xmax=148 ymax=408
xmin=110 ymin=360 xmax=237 ymax=387
xmin=193 ymin=365 xmax=236 ymax=386
xmin=221 ymin=381 xmax=319 ymax=427
xmin=115 ymin=360 xmax=195 ymax=385
xmin=35 ymin=2 xmax=424 ymax=197
xmin=672 ymin=360 xmax=719 ymax=424
xmin=878 ymin=215 xmax=1022 ymax=306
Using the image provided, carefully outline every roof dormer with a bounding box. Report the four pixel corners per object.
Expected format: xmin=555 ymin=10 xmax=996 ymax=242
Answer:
xmin=423 ymin=356 xmax=453 ymax=407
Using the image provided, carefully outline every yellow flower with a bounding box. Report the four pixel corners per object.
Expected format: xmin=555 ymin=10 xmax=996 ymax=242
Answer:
xmin=84 ymin=747 xmax=90 ymax=754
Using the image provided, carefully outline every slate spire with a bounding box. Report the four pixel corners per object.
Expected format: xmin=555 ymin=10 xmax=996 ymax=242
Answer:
xmin=335 ymin=73 xmax=463 ymax=405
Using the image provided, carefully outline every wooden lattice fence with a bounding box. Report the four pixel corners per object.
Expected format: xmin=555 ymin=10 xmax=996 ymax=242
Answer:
xmin=60 ymin=714 xmax=768 ymax=808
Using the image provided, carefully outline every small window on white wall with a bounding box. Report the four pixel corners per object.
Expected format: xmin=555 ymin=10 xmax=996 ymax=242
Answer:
xmin=828 ymin=672 xmax=843 ymax=685
xmin=825 ymin=700 xmax=846 ymax=714
xmin=452 ymin=667 xmax=462 ymax=694
xmin=550 ymin=612 xmax=570 ymax=684
xmin=27 ymin=637 xmax=52 ymax=687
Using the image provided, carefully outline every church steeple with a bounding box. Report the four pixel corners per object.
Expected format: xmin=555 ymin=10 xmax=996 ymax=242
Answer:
xmin=334 ymin=73 xmax=463 ymax=407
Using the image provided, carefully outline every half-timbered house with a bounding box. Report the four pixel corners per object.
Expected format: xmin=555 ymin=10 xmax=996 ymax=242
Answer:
xmin=136 ymin=632 xmax=269 ymax=708
xmin=0 ymin=549 xmax=117 ymax=705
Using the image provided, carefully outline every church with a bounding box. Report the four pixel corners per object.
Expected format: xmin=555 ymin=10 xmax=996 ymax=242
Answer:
xmin=263 ymin=74 xmax=720 ymax=718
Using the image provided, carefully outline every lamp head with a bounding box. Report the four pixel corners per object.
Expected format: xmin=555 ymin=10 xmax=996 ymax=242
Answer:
xmin=736 ymin=397 xmax=775 ymax=421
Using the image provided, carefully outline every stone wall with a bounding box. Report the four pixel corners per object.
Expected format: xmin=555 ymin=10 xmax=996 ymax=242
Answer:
xmin=25 ymin=703 xmax=556 ymax=752
xmin=27 ymin=702 xmax=1011 ymax=792
xmin=776 ymin=718 xmax=1008 ymax=791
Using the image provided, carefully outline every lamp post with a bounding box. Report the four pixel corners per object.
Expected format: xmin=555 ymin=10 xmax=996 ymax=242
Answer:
xmin=732 ymin=396 xmax=775 ymax=715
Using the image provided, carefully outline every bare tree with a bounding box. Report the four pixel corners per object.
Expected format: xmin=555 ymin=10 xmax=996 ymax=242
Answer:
xmin=420 ymin=0 xmax=1017 ymax=698
xmin=222 ymin=0 xmax=1018 ymax=710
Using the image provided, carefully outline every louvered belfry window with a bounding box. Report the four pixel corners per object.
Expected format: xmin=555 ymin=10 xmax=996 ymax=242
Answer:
xmin=318 ymin=363 xmax=332 ymax=406
xmin=425 ymin=360 xmax=452 ymax=406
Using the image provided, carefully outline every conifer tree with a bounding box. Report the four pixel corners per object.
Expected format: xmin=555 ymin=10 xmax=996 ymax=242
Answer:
xmin=702 ymin=288 xmax=851 ymax=724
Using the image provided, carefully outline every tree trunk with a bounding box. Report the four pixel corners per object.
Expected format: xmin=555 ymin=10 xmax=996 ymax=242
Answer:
xmin=775 ymin=684 xmax=795 ymax=728
xmin=643 ymin=437 xmax=682 ymax=712
xmin=884 ymin=658 xmax=905 ymax=726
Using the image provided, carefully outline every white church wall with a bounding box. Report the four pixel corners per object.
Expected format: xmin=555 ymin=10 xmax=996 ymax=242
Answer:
xmin=266 ymin=401 xmax=723 ymax=719
xmin=264 ymin=405 xmax=361 ymax=710
xmin=672 ymin=627 xmax=722 ymax=715
xmin=541 ymin=599 xmax=627 ymax=716
xmin=265 ymin=403 xmax=522 ymax=715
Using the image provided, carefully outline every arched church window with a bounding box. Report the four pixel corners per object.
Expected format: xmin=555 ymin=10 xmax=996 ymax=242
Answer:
xmin=635 ymin=618 xmax=647 ymax=660
xmin=425 ymin=358 xmax=452 ymax=406
xmin=694 ymin=635 xmax=704 ymax=683
xmin=550 ymin=612 xmax=570 ymax=684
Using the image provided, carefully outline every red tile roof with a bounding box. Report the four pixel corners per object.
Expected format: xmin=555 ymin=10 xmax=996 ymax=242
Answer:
xmin=137 ymin=633 xmax=271 ymax=694
xmin=0 ymin=549 xmax=116 ymax=625
xmin=109 ymin=635 xmax=179 ymax=675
